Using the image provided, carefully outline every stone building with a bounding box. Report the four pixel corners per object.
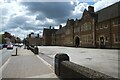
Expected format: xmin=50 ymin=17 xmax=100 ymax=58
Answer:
xmin=42 ymin=2 xmax=120 ymax=49
xmin=96 ymin=2 xmax=120 ymax=48
xmin=55 ymin=19 xmax=74 ymax=46
xmin=27 ymin=32 xmax=42 ymax=46
xmin=64 ymin=19 xmax=74 ymax=46
xmin=56 ymin=25 xmax=65 ymax=46
xmin=74 ymin=19 xmax=81 ymax=47
xmin=43 ymin=27 xmax=57 ymax=46
xmin=0 ymin=34 xmax=2 ymax=44
xmin=79 ymin=6 xmax=97 ymax=48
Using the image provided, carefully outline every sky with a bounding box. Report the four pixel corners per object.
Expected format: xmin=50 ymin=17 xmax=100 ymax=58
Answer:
xmin=0 ymin=0 xmax=120 ymax=40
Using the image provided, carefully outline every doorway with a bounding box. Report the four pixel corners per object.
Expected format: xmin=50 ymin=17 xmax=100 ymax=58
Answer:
xmin=75 ymin=37 xmax=80 ymax=47
xmin=99 ymin=36 xmax=105 ymax=48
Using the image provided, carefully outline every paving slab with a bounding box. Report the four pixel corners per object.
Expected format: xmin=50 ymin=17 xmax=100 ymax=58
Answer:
xmin=2 ymin=47 xmax=57 ymax=78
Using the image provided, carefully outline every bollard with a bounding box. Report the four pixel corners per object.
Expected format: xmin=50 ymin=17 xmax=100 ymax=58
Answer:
xmin=34 ymin=47 xmax=38 ymax=55
xmin=55 ymin=53 xmax=69 ymax=77
xmin=16 ymin=48 xmax=17 ymax=56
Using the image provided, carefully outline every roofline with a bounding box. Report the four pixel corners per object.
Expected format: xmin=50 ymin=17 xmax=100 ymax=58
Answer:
xmin=96 ymin=1 xmax=120 ymax=13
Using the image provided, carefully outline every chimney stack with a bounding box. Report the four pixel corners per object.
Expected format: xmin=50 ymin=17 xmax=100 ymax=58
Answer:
xmin=49 ymin=26 xmax=52 ymax=29
xmin=59 ymin=25 xmax=62 ymax=29
xmin=29 ymin=34 xmax=31 ymax=38
xmin=88 ymin=6 xmax=94 ymax=12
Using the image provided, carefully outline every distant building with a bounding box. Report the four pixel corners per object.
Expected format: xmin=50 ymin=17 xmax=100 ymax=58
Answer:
xmin=56 ymin=25 xmax=65 ymax=46
xmin=42 ymin=2 xmax=120 ymax=49
xmin=0 ymin=34 xmax=2 ymax=44
xmin=27 ymin=32 xmax=42 ymax=46
xmin=2 ymin=32 xmax=14 ymax=44
xmin=43 ymin=26 xmax=57 ymax=46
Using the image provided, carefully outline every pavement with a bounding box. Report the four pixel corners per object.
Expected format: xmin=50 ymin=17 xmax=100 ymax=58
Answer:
xmin=1 ymin=47 xmax=57 ymax=79
xmin=38 ymin=46 xmax=119 ymax=78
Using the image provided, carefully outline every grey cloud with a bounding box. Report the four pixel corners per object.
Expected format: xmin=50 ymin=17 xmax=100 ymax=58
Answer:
xmin=3 ymin=16 xmax=29 ymax=30
xmin=2 ymin=15 xmax=40 ymax=31
xmin=21 ymin=2 xmax=75 ymax=19
xmin=20 ymin=22 xmax=37 ymax=30
xmin=11 ymin=16 xmax=29 ymax=25
xmin=54 ymin=17 xmax=68 ymax=24
xmin=36 ymin=13 xmax=46 ymax=20
xmin=0 ymin=8 xmax=9 ymax=16
xmin=69 ymin=13 xmax=83 ymax=20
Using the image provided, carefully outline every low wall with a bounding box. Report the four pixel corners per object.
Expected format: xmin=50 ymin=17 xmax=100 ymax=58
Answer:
xmin=28 ymin=46 xmax=39 ymax=54
xmin=54 ymin=54 xmax=118 ymax=80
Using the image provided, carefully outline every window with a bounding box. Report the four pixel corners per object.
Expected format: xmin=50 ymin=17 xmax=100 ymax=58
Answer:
xmin=113 ymin=20 xmax=117 ymax=26
xmin=118 ymin=19 xmax=120 ymax=25
xmin=104 ymin=23 xmax=108 ymax=28
xmin=113 ymin=34 xmax=120 ymax=43
xmin=66 ymin=29 xmax=70 ymax=35
xmin=113 ymin=18 xmax=120 ymax=26
xmin=100 ymin=24 xmax=103 ymax=29
xmin=105 ymin=36 xmax=109 ymax=42
xmin=96 ymin=25 xmax=99 ymax=30
xmin=74 ymin=27 xmax=80 ymax=33
xmin=88 ymin=22 xmax=92 ymax=30
xmin=81 ymin=25 xmax=83 ymax=31
xmin=81 ymin=34 xmax=93 ymax=44
xmin=97 ymin=37 xmax=99 ymax=42
xmin=84 ymin=23 xmax=87 ymax=31
xmin=81 ymin=22 xmax=92 ymax=31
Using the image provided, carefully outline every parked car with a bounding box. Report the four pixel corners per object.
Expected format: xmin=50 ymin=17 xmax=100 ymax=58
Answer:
xmin=3 ymin=44 xmax=7 ymax=48
xmin=7 ymin=44 xmax=13 ymax=49
xmin=19 ymin=43 xmax=23 ymax=47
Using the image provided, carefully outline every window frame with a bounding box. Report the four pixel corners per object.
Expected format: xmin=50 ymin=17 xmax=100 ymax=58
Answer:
xmin=113 ymin=18 xmax=120 ymax=26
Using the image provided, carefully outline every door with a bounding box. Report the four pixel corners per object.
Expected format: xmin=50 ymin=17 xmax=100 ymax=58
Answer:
xmin=99 ymin=37 xmax=105 ymax=48
xmin=75 ymin=37 xmax=80 ymax=47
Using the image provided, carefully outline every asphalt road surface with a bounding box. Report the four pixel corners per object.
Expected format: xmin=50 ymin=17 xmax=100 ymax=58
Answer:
xmin=0 ymin=47 xmax=15 ymax=68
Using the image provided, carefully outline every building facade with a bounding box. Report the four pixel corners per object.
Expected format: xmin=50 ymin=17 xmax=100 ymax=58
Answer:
xmin=2 ymin=32 xmax=20 ymax=44
xmin=42 ymin=2 xmax=120 ymax=49
xmin=27 ymin=32 xmax=42 ymax=46
xmin=64 ymin=19 xmax=74 ymax=46
xmin=96 ymin=2 xmax=120 ymax=48
xmin=79 ymin=6 xmax=97 ymax=48
xmin=43 ymin=27 xmax=57 ymax=46
xmin=56 ymin=25 xmax=65 ymax=46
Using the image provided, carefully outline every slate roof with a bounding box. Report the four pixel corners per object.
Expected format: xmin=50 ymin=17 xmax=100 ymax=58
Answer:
xmin=97 ymin=1 xmax=120 ymax=22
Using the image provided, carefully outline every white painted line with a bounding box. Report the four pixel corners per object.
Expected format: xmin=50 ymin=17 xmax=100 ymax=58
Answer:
xmin=0 ymin=57 xmax=11 ymax=79
xmin=27 ymin=73 xmax=57 ymax=78
xmin=36 ymin=55 xmax=53 ymax=71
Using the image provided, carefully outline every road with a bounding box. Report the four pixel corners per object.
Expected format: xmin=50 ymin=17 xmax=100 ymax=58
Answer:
xmin=0 ymin=47 xmax=16 ymax=68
